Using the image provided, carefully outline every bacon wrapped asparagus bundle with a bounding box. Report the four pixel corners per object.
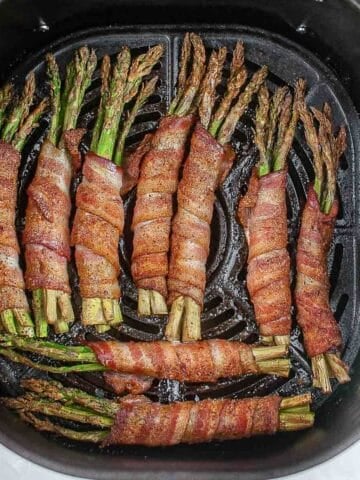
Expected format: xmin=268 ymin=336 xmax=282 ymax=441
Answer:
xmin=237 ymin=80 xmax=305 ymax=347
xmin=0 ymin=78 xmax=47 ymax=336
xmin=0 ymin=334 xmax=290 ymax=381
xmin=23 ymin=48 xmax=97 ymax=336
xmin=71 ymin=46 xmax=162 ymax=333
xmin=166 ymin=44 xmax=268 ymax=341
xmin=296 ymin=97 xmax=349 ymax=393
xmin=2 ymin=378 xmax=314 ymax=445
xmin=132 ymin=33 xmax=206 ymax=316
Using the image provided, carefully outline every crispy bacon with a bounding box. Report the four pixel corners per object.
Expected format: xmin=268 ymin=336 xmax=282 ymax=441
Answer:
xmin=71 ymin=152 xmax=123 ymax=299
xmin=0 ymin=142 xmax=28 ymax=311
xmin=121 ymin=133 xmax=153 ymax=196
xmin=295 ymin=186 xmax=342 ymax=357
xmin=103 ymin=395 xmax=281 ymax=446
xmin=239 ymin=170 xmax=291 ymax=337
xmin=131 ymin=114 xmax=194 ymax=299
xmin=63 ymin=128 xmax=86 ymax=172
xmin=23 ymin=140 xmax=72 ymax=293
xmin=88 ymin=339 xmax=258 ymax=382
xmin=104 ymin=371 xmax=153 ymax=395
xmin=168 ymin=122 xmax=236 ymax=307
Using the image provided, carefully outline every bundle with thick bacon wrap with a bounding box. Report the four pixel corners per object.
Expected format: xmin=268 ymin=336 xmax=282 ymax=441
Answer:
xmin=23 ymin=48 xmax=97 ymax=336
xmin=0 ymin=76 xmax=47 ymax=336
xmin=296 ymin=95 xmax=349 ymax=393
xmin=165 ymin=44 xmax=268 ymax=341
xmin=237 ymin=80 xmax=305 ymax=347
xmin=0 ymin=334 xmax=290 ymax=387
xmin=131 ymin=33 xmax=205 ymax=317
xmin=71 ymin=45 xmax=162 ymax=332
xmin=2 ymin=378 xmax=314 ymax=445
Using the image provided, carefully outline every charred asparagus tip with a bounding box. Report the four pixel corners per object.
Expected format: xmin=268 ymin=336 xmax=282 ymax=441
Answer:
xmin=21 ymin=378 xmax=120 ymax=416
xmin=2 ymin=395 xmax=114 ymax=428
xmin=312 ymin=354 xmax=332 ymax=394
xmin=20 ymin=412 xmax=108 ymax=443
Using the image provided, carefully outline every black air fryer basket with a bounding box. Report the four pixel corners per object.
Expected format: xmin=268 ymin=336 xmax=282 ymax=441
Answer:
xmin=0 ymin=1 xmax=360 ymax=479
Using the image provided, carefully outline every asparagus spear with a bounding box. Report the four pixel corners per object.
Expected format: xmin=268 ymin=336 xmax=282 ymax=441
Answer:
xmin=0 ymin=74 xmax=48 ymax=337
xmin=0 ymin=334 xmax=290 ymax=377
xmin=3 ymin=384 xmax=313 ymax=444
xmin=251 ymin=80 xmax=305 ymax=349
xmin=298 ymin=96 xmax=349 ymax=393
xmin=81 ymin=47 xmax=162 ymax=331
xmin=31 ymin=48 xmax=96 ymax=337
xmin=166 ymin=44 xmax=268 ymax=341
xmin=138 ymin=33 xmax=206 ymax=316
xmin=0 ymin=84 xmax=13 ymax=131
xmin=1 ymin=73 xmax=35 ymax=144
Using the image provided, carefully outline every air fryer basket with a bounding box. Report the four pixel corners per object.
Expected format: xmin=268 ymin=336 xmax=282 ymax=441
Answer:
xmin=0 ymin=1 xmax=360 ymax=479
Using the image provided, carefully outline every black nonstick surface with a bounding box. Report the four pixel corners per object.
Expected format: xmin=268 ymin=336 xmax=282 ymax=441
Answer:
xmin=0 ymin=1 xmax=360 ymax=479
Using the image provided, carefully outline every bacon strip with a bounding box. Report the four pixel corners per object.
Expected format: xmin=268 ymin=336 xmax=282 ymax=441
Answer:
xmin=104 ymin=395 xmax=281 ymax=446
xmin=239 ymin=169 xmax=291 ymax=336
xmin=71 ymin=152 xmax=123 ymax=299
xmin=23 ymin=140 xmax=71 ymax=293
xmin=0 ymin=142 xmax=28 ymax=311
xmin=104 ymin=371 xmax=153 ymax=395
xmin=131 ymin=114 xmax=194 ymax=298
xmin=168 ymin=122 xmax=235 ymax=307
xmin=295 ymin=186 xmax=342 ymax=357
xmin=89 ymin=339 xmax=258 ymax=382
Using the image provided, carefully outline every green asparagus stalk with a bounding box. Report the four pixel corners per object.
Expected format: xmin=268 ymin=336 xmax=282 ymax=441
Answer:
xmin=1 ymin=73 xmax=35 ymax=143
xmin=3 ymin=383 xmax=313 ymax=444
xmin=0 ymin=84 xmax=13 ymax=131
xmin=62 ymin=47 xmax=97 ymax=134
xmin=173 ymin=33 xmax=206 ymax=117
xmin=208 ymin=41 xmax=247 ymax=137
xmin=298 ymin=94 xmax=349 ymax=393
xmin=46 ymin=53 xmax=61 ymax=145
xmin=3 ymin=394 xmax=113 ymax=427
xmin=123 ymin=44 xmax=164 ymax=103
xmin=90 ymin=55 xmax=111 ymax=152
xmin=0 ymin=347 xmax=105 ymax=373
xmin=198 ymin=47 xmax=227 ymax=130
xmin=95 ymin=47 xmax=130 ymax=159
xmin=168 ymin=32 xmax=191 ymax=114
xmin=21 ymin=412 xmax=108 ymax=443
xmin=114 ymin=75 xmax=158 ymax=166
xmin=21 ymin=378 xmax=120 ymax=416
xmin=12 ymin=98 xmax=48 ymax=151
xmin=217 ymin=65 xmax=268 ymax=145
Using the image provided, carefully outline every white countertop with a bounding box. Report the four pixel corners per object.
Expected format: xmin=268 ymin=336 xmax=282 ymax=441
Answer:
xmin=1 ymin=439 xmax=360 ymax=480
